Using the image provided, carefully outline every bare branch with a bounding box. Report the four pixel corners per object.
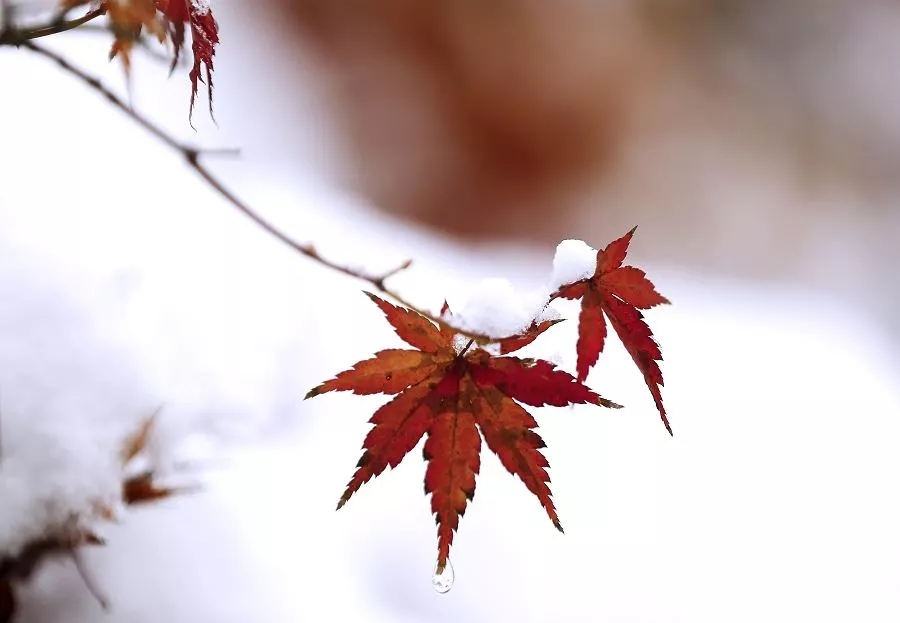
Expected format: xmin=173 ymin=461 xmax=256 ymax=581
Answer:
xmin=0 ymin=5 xmax=107 ymax=46
xmin=19 ymin=39 xmax=517 ymax=343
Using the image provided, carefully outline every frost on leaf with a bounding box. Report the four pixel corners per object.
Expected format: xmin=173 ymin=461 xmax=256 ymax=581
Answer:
xmin=550 ymin=239 xmax=599 ymax=290
xmin=305 ymin=293 xmax=621 ymax=572
xmin=553 ymin=228 xmax=673 ymax=435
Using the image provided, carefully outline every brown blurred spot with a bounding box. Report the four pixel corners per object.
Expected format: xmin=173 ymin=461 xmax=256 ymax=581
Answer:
xmin=281 ymin=0 xmax=661 ymax=242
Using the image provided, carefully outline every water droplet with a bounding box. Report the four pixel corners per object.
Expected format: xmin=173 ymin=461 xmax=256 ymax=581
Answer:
xmin=431 ymin=559 xmax=455 ymax=594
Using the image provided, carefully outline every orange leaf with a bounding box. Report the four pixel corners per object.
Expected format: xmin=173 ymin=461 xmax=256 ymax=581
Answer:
xmin=337 ymin=383 xmax=435 ymax=509
xmin=105 ymin=0 xmax=166 ymax=76
xmin=306 ymin=349 xmax=442 ymax=397
xmin=364 ymin=292 xmax=451 ymax=353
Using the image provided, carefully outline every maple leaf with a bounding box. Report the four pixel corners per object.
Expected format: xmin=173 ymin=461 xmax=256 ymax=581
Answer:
xmin=306 ymin=293 xmax=621 ymax=571
xmin=61 ymin=0 xmax=218 ymax=120
xmin=553 ymin=227 xmax=672 ymax=435
xmin=60 ymin=0 xmax=166 ymax=75
xmin=156 ymin=0 xmax=219 ymax=121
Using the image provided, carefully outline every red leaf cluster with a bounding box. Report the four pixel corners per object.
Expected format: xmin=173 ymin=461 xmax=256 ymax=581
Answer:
xmin=307 ymin=228 xmax=671 ymax=573
xmin=61 ymin=0 xmax=219 ymax=120
xmin=306 ymin=294 xmax=621 ymax=571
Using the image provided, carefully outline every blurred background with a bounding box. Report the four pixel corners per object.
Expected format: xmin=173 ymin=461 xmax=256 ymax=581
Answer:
xmin=2 ymin=1 xmax=900 ymax=622
xmin=10 ymin=0 xmax=897 ymax=335
xmin=261 ymin=0 xmax=900 ymax=340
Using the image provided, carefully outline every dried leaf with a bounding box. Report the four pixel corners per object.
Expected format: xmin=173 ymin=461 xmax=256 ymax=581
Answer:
xmin=105 ymin=0 xmax=166 ymax=75
xmin=119 ymin=407 xmax=160 ymax=466
xmin=122 ymin=472 xmax=180 ymax=505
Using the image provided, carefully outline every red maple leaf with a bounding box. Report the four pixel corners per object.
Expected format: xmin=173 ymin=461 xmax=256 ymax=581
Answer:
xmin=305 ymin=293 xmax=621 ymax=571
xmin=553 ymin=227 xmax=673 ymax=435
xmin=156 ymin=0 xmax=219 ymax=121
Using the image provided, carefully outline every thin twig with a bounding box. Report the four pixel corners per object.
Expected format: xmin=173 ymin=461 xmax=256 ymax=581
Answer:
xmin=458 ymin=338 xmax=476 ymax=357
xmin=0 ymin=3 xmax=186 ymax=66
xmin=19 ymin=39 xmax=518 ymax=343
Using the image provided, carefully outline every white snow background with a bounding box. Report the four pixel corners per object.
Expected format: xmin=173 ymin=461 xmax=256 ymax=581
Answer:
xmin=1 ymin=4 xmax=900 ymax=622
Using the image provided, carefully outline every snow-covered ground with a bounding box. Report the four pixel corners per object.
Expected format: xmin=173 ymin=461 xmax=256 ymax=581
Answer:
xmin=2 ymin=12 xmax=900 ymax=622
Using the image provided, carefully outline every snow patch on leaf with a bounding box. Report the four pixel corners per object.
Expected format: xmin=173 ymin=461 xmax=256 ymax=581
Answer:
xmin=190 ymin=0 xmax=211 ymax=15
xmin=536 ymin=305 xmax=562 ymax=323
xmin=448 ymin=278 xmax=550 ymax=339
xmin=451 ymin=334 xmax=471 ymax=354
xmin=550 ymin=239 xmax=597 ymax=289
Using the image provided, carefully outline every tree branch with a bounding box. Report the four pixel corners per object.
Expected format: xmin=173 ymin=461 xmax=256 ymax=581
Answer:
xmin=0 ymin=5 xmax=107 ymax=46
xmin=18 ymin=39 xmax=512 ymax=342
